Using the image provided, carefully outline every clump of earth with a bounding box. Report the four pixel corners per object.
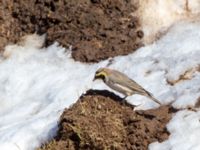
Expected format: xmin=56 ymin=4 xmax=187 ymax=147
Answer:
xmin=39 ymin=90 xmax=174 ymax=150
xmin=0 ymin=0 xmax=143 ymax=62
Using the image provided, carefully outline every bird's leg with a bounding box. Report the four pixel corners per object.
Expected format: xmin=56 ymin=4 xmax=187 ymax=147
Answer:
xmin=123 ymin=96 xmax=127 ymax=100
xmin=120 ymin=96 xmax=127 ymax=105
xmin=120 ymin=96 xmax=136 ymax=109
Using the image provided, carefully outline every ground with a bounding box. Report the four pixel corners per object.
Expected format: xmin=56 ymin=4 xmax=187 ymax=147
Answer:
xmin=39 ymin=90 xmax=174 ymax=150
xmin=0 ymin=0 xmax=174 ymax=150
xmin=0 ymin=0 xmax=143 ymax=62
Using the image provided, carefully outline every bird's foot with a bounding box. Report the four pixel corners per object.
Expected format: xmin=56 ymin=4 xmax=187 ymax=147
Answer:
xmin=120 ymin=96 xmax=127 ymax=105
xmin=123 ymin=96 xmax=127 ymax=100
xmin=120 ymin=99 xmax=126 ymax=106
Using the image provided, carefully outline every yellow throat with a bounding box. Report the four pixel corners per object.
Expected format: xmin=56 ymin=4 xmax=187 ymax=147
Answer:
xmin=96 ymin=71 xmax=107 ymax=78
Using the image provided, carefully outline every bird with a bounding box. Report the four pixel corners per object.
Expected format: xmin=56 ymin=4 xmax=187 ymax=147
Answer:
xmin=93 ymin=67 xmax=161 ymax=105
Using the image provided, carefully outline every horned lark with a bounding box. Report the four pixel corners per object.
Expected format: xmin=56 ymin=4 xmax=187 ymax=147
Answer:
xmin=93 ymin=68 xmax=161 ymax=105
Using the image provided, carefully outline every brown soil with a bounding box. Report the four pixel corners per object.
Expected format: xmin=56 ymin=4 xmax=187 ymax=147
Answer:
xmin=0 ymin=0 xmax=143 ymax=62
xmin=39 ymin=90 xmax=175 ymax=150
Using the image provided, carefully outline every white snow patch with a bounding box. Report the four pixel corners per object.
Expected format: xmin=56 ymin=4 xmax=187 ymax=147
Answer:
xmin=0 ymin=21 xmax=200 ymax=150
xmin=136 ymin=0 xmax=200 ymax=44
xmin=149 ymin=110 xmax=200 ymax=150
xmin=0 ymin=39 xmax=107 ymax=150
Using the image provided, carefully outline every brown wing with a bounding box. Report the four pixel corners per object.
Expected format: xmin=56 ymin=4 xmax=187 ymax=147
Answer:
xmin=111 ymin=70 xmax=148 ymax=95
xmin=110 ymin=69 xmax=161 ymax=104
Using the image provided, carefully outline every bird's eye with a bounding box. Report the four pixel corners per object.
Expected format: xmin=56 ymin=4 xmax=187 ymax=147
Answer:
xmin=99 ymin=74 xmax=105 ymax=80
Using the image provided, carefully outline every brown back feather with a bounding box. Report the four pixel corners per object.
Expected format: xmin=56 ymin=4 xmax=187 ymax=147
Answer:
xmin=111 ymin=70 xmax=148 ymax=94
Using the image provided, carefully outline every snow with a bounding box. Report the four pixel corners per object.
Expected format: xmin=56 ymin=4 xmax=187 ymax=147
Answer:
xmin=0 ymin=41 xmax=101 ymax=150
xmin=137 ymin=0 xmax=200 ymax=44
xmin=0 ymin=17 xmax=200 ymax=150
xmin=149 ymin=110 xmax=200 ymax=150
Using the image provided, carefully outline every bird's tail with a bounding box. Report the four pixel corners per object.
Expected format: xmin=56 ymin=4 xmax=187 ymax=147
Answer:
xmin=146 ymin=91 xmax=162 ymax=105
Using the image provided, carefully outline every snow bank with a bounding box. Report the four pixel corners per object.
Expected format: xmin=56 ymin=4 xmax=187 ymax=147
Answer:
xmin=149 ymin=110 xmax=200 ymax=150
xmin=136 ymin=0 xmax=200 ymax=44
xmin=0 ymin=36 xmax=105 ymax=150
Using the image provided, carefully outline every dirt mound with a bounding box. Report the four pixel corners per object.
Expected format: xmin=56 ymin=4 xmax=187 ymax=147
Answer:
xmin=0 ymin=0 xmax=143 ymax=62
xmin=39 ymin=90 xmax=174 ymax=150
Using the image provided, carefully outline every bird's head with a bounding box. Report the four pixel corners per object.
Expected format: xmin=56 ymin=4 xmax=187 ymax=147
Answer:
xmin=93 ymin=68 xmax=109 ymax=82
